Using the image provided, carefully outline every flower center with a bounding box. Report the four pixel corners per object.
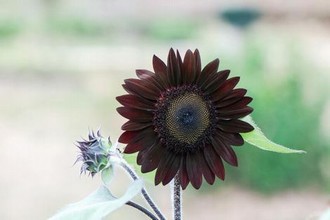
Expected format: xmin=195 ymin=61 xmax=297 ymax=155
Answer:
xmin=166 ymin=93 xmax=210 ymax=144
xmin=153 ymin=86 xmax=216 ymax=153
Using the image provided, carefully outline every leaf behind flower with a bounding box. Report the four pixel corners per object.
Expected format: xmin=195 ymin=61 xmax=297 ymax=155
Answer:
xmin=241 ymin=115 xmax=306 ymax=154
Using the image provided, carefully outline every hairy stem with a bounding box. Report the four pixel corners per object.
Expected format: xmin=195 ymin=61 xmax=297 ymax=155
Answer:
xmin=171 ymin=174 xmax=182 ymax=220
xmin=121 ymin=161 xmax=166 ymax=220
xmin=126 ymin=201 xmax=158 ymax=220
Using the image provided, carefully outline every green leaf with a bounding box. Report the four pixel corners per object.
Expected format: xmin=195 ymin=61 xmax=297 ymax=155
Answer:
xmin=241 ymin=116 xmax=306 ymax=154
xmin=101 ymin=165 xmax=113 ymax=186
xmin=50 ymin=179 xmax=143 ymax=220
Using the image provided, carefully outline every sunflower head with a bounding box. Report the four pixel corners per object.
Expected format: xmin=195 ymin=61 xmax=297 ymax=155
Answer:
xmin=117 ymin=48 xmax=254 ymax=189
xmin=76 ymin=130 xmax=112 ymax=176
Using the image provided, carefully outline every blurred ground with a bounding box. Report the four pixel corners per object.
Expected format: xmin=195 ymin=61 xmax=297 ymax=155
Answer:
xmin=0 ymin=0 xmax=330 ymax=219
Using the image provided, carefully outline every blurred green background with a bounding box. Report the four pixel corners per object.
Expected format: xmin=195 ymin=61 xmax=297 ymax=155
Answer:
xmin=0 ymin=0 xmax=329 ymax=219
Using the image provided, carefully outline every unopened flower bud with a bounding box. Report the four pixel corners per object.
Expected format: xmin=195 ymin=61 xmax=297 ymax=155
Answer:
xmin=76 ymin=130 xmax=112 ymax=176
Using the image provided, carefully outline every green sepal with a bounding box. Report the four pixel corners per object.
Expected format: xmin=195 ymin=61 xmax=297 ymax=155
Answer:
xmin=101 ymin=165 xmax=114 ymax=186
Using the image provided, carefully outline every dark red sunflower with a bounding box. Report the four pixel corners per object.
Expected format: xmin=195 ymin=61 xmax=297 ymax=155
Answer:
xmin=116 ymin=48 xmax=254 ymax=189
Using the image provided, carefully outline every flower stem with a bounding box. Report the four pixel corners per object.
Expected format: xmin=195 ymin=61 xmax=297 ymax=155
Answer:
xmin=171 ymin=174 xmax=182 ymax=220
xmin=126 ymin=201 xmax=158 ymax=220
xmin=121 ymin=161 xmax=166 ymax=220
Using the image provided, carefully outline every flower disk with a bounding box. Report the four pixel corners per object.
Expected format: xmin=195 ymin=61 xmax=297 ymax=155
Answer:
xmin=165 ymin=92 xmax=209 ymax=144
xmin=117 ymin=48 xmax=254 ymax=189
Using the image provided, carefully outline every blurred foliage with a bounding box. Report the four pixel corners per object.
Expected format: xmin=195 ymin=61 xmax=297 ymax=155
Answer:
xmin=0 ymin=19 xmax=22 ymax=39
xmin=220 ymin=39 xmax=330 ymax=193
xmin=143 ymin=18 xmax=199 ymax=41
xmin=45 ymin=16 xmax=113 ymax=38
xmin=220 ymin=8 xmax=262 ymax=29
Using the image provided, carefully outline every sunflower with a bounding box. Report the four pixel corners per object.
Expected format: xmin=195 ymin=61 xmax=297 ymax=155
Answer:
xmin=117 ymin=49 xmax=254 ymax=189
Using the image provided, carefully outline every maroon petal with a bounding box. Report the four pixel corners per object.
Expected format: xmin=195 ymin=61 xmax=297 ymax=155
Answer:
xmin=119 ymin=127 xmax=154 ymax=144
xmin=214 ymin=96 xmax=243 ymax=109
xmin=216 ymin=129 xmax=245 ymax=146
xmin=198 ymin=59 xmax=219 ymax=86
xmin=124 ymin=137 xmax=151 ymax=154
xmin=186 ymin=152 xmax=203 ymax=189
xmin=140 ymin=141 xmax=165 ymax=172
xmin=124 ymin=79 xmax=159 ymax=101
xmin=122 ymin=143 xmax=140 ymax=154
xmin=203 ymin=70 xmax=230 ymax=94
xmin=123 ymin=128 xmax=156 ymax=153
xmin=199 ymin=72 xmax=218 ymax=89
xmin=155 ymin=150 xmax=175 ymax=185
xmin=128 ymin=78 xmax=161 ymax=95
xmin=182 ymin=49 xmax=196 ymax=84
xmin=137 ymin=150 xmax=146 ymax=165
xmin=135 ymin=69 xmax=154 ymax=79
xmin=217 ymin=106 xmax=253 ymax=119
xmin=223 ymin=88 xmax=247 ymax=100
xmin=217 ymin=119 xmax=254 ymax=133
xmin=117 ymin=107 xmax=153 ymax=122
xmin=167 ymin=48 xmax=181 ymax=86
xmin=211 ymin=137 xmax=238 ymax=166
xmin=203 ymin=145 xmax=225 ymax=180
xmin=153 ymin=55 xmax=170 ymax=87
xmin=212 ymin=77 xmax=240 ymax=102
xmin=118 ymin=130 xmax=139 ymax=143
xmin=153 ymin=55 xmax=167 ymax=76
xmin=122 ymin=121 xmax=152 ymax=131
xmin=201 ymin=58 xmax=219 ymax=75
xmin=217 ymin=97 xmax=252 ymax=111
xmin=194 ymin=49 xmax=202 ymax=76
xmin=162 ymin=155 xmax=181 ymax=185
xmin=176 ymin=50 xmax=184 ymax=86
xmin=136 ymin=69 xmax=165 ymax=90
xmin=179 ymin=156 xmax=190 ymax=189
xmin=199 ymin=152 xmax=215 ymax=185
xmin=116 ymin=95 xmax=155 ymax=111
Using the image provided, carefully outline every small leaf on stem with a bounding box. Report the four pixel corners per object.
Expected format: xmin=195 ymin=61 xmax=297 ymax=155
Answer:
xmin=50 ymin=179 xmax=144 ymax=220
